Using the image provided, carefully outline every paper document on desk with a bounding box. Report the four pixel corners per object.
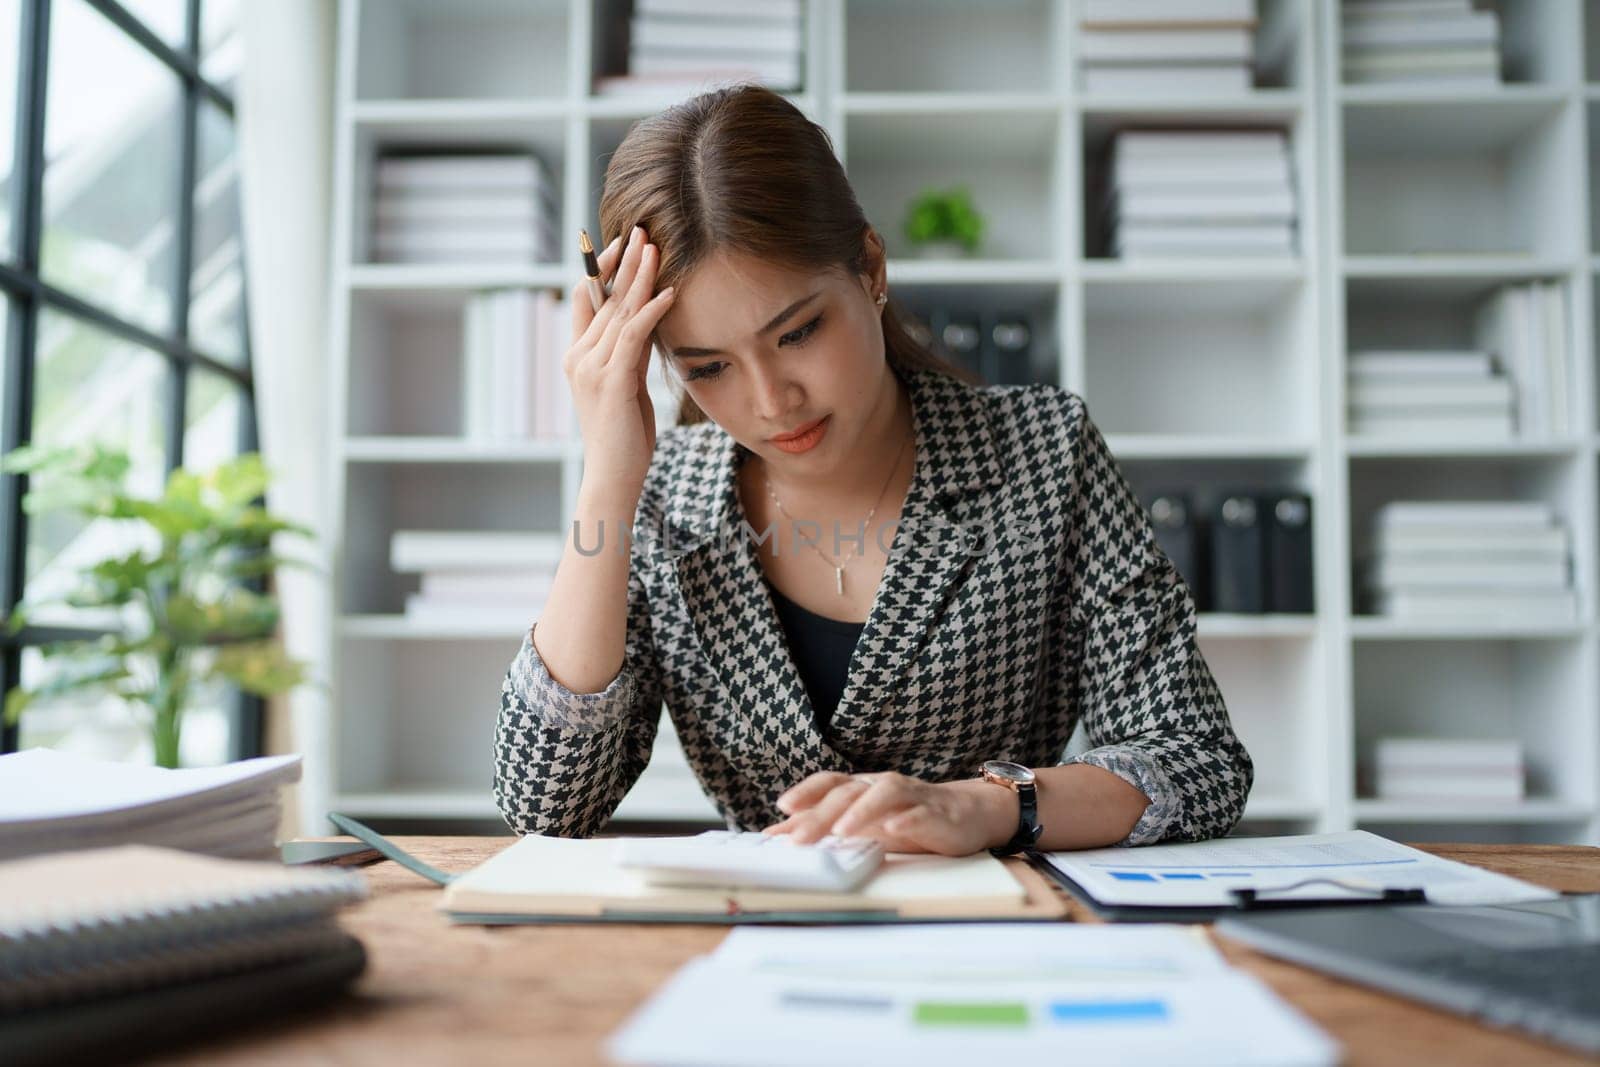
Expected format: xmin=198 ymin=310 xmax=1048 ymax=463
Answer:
xmin=607 ymin=924 xmax=1339 ymax=1067
xmin=1038 ymin=830 xmax=1559 ymax=908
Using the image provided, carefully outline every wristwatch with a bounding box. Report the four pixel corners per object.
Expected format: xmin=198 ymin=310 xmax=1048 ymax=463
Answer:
xmin=980 ymin=759 xmax=1043 ymax=857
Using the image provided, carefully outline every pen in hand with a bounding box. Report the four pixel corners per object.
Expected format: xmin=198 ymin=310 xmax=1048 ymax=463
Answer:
xmin=580 ymin=228 xmax=614 ymax=312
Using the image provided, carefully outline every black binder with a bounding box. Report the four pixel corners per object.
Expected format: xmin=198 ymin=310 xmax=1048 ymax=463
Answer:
xmin=984 ymin=311 xmax=1034 ymax=385
xmin=1265 ymin=492 xmax=1314 ymax=613
xmin=1211 ymin=492 xmax=1265 ymax=613
xmin=1146 ymin=491 xmax=1207 ymax=611
xmin=929 ymin=308 xmax=984 ymax=381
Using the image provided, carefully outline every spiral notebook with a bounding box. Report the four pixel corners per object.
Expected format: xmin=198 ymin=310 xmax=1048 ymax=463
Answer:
xmin=0 ymin=845 xmax=369 ymax=1065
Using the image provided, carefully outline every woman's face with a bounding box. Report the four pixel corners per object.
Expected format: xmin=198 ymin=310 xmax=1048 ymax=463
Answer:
xmin=652 ymin=248 xmax=888 ymax=473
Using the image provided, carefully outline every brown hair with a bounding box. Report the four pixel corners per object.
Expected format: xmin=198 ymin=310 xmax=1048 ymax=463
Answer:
xmin=597 ymin=82 xmax=979 ymax=427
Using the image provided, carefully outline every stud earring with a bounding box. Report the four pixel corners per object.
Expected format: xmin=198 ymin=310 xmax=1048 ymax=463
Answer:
xmin=875 ymin=291 xmax=887 ymax=307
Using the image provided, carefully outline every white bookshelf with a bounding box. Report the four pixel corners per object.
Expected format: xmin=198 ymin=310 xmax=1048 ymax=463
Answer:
xmin=312 ymin=0 xmax=1600 ymax=847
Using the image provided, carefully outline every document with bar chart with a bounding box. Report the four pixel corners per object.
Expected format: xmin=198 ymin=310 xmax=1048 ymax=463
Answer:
xmin=606 ymin=924 xmax=1337 ymax=1066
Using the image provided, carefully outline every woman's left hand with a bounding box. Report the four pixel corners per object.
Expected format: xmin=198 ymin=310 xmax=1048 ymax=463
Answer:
xmin=763 ymin=771 xmax=1012 ymax=857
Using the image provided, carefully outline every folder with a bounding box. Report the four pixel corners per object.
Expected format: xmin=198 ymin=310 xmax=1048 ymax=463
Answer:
xmin=1027 ymin=830 xmax=1558 ymax=923
xmin=436 ymin=834 xmax=1071 ymax=925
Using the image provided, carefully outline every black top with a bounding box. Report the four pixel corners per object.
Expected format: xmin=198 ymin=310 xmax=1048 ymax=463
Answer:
xmin=763 ymin=577 xmax=865 ymax=732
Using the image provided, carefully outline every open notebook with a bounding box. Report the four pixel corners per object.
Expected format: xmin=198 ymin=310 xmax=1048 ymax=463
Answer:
xmin=439 ymin=834 xmax=1071 ymax=924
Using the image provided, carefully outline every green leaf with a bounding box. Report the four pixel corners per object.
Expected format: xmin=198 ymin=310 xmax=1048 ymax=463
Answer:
xmin=164 ymin=587 xmax=279 ymax=644
xmin=207 ymin=454 xmax=272 ymax=510
xmin=205 ymin=640 xmax=311 ymax=697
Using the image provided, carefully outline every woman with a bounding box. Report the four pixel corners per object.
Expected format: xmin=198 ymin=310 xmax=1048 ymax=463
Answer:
xmin=492 ymin=84 xmax=1252 ymax=856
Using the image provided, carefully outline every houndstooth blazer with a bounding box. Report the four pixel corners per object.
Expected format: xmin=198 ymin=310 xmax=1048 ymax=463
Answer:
xmin=492 ymin=363 xmax=1253 ymax=846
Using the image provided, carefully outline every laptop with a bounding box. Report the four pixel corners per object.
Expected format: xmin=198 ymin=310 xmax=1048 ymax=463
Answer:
xmin=1216 ymin=894 xmax=1600 ymax=1056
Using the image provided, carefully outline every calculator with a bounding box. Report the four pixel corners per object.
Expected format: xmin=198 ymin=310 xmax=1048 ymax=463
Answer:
xmin=615 ymin=830 xmax=886 ymax=892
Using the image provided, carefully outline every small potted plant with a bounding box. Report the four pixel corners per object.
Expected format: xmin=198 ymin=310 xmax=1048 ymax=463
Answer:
xmin=903 ymin=185 xmax=985 ymax=258
xmin=0 ymin=442 xmax=322 ymax=768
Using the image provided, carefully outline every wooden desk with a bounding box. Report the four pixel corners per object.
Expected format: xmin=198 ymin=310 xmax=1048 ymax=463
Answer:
xmin=166 ymin=837 xmax=1600 ymax=1067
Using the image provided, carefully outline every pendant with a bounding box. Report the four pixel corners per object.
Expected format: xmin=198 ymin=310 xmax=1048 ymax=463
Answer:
xmin=834 ymin=566 xmax=844 ymax=596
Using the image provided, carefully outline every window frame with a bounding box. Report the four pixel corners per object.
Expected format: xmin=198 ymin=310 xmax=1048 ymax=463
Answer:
xmin=0 ymin=0 xmax=263 ymax=762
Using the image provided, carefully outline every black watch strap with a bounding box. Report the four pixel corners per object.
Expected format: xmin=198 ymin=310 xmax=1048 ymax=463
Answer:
xmin=987 ymin=781 xmax=1043 ymax=858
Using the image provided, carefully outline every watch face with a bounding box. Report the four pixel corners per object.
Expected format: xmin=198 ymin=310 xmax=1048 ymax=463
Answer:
xmin=982 ymin=759 xmax=1035 ymax=786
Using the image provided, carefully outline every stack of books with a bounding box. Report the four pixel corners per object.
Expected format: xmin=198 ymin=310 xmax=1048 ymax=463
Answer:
xmin=1106 ymin=129 xmax=1297 ymax=258
xmin=1371 ymin=737 xmax=1525 ymax=802
xmin=0 ymin=749 xmax=302 ymax=863
xmin=1077 ymin=0 xmax=1259 ymax=95
xmin=392 ymin=531 xmax=565 ymax=630
xmin=1473 ymin=280 xmax=1570 ymax=439
xmin=0 ymin=845 xmax=366 ymax=1064
xmin=371 ymin=153 xmax=557 ymax=265
xmin=1345 ymin=349 xmax=1513 ymax=439
xmin=1342 ymin=0 xmax=1501 ymax=88
xmin=595 ymin=0 xmax=803 ymax=98
xmin=462 ymin=289 xmax=574 ymax=442
xmin=1365 ymin=501 xmax=1575 ymax=620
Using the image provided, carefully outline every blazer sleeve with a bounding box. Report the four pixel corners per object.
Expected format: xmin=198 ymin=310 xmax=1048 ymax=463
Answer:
xmin=1052 ymin=393 xmax=1254 ymax=846
xmin=491 ymin=519 xmax=663 ymax=838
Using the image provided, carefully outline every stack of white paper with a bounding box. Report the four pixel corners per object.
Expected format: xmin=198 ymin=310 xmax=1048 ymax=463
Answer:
xmin=607 ymin=924 xmax=1340 ymax=1066
xmin=1105 ymin=130 xmax=1297 ymax=258
xmin=1346 ymin=349 xmax=1514 ymax=439
xmin=371 ymin=153 xmax=558 ymax=265
xmin=1364 ymin=501 xmax=1575 ymax=620
xmin=1373 ymin=737 xmax=1525 ymax=802
xmin=596 ymin=0 xmax=804 ymax=97
xmin=1078 ymin=0 xmax=1261 ymax=95
xmin=0 ymin=748 xmax=301 ymax=863
xmin=1342 ymin=0 xmax=1501 ymax=88
xmin=392 ymin=530 xmax=565 ymax=630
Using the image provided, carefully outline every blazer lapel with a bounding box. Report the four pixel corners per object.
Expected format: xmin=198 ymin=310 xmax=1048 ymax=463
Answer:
xmin=827 ymin=368 xmax=1005 ymax=755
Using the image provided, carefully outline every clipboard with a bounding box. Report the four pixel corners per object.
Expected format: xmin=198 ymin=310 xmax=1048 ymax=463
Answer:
xmin=1026 ymin=852 xmax=1428 ymax=923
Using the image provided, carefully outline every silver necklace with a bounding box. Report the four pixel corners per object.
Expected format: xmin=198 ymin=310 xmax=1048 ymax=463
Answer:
xmin=763 ymin=429 xmax=911 ymax=596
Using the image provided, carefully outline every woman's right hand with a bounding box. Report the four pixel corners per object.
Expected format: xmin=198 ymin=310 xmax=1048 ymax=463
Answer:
xmin=565 ymin=225 xmax=678 ymax=499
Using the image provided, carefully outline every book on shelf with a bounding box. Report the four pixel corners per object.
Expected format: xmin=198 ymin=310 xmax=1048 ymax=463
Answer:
xmin=1104 ymin=129 xmax=1297 ymax=257
xmin=371 ymin=152 xmax=558 ymax=266
xmin=1114 ymin=222 xmax=1295 ymax=257
xmin=632 ymin=15 xmax=801 ymax=54
xmin=1080 ymin=62 xmax=1252 ymax=95
xmin=1347 ymin=378 xmax=1513 ymax=409
xmin=1373 ymin=524 xmax=1571 ymax=557
xmin=1341 ymin=11 xmax=1498 ymax=48
xmin=1347 ymin=349 xmax=1494 ymax=377
xmin=1077 ymin=27 xmax=1253 ymax=62
xmin=390 ymin=531 xmax=567 ymax=573
xmin=419 ymin=570 xmax=558 ymax=600
xmin=1369 ymin=587 xmax=1578 ymax=620
xmin=1346 ymin=411 xmax=1513 ymax=439
xmin=635 ymin=0 xmax=803 ymax=18
xmin=1342 ymin=47 xmax=1499 ymax=83
xmin=1468 ymin=281 xmax=1569 ymax=440
xmin=1111 ymin=154 xmax=1294 ymax=187
xmin=1374 ymin=501 xmax=1556 ymax=528
xmin=402 ymin=596 xmax=548 ymax=631
xmin=626 ymin=48 xmax=801 ymax=88
xmin=1078 ymin=0 xmax=1256 ymax=30
xmin=1372 ymin=737 xmax=1525 ymax=802
xmin=462 ymin=289 xmax=572 ymax=442
xmin=1106 ymin=188 xmax=1296 ymax=223
xmin=1367 ymin=558 xmax=1569 ymax=589
xmin=1365 ymin=500 xmax=1574 ymax=619
xmin=1341 ymin=0 xmax=1479 ymax=17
